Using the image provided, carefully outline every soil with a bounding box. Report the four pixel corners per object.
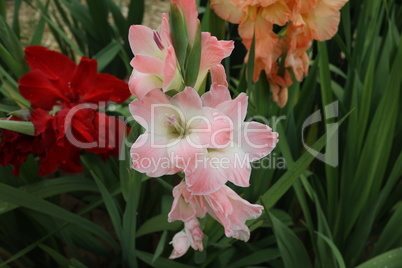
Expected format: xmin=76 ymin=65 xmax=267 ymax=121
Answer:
xmin=5 ymin=0 xmax=170 ymax=50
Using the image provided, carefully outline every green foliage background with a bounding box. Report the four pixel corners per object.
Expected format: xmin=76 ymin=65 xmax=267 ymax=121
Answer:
xmin=0 ymin=0 xmax=401 ymax=267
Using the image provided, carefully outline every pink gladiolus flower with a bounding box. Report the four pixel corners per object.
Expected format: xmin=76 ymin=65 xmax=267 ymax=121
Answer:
xmin=184 ymin=84 xmax=279 ymax=195
xmin=128 ymin=14 xmax=183 ymax=99
xmin=129 ymin=86 xmax=232 ymax=177
xmin=168 ymin=181 xmax=263 ymax=243
xmin=128 ymin=1 xmax=234 ymax=99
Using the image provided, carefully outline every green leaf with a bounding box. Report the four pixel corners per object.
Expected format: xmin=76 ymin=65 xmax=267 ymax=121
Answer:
xmin=0 ymin=183 xmax=118 ymax=250
xmin=33 ymin=0 xmax=84 ymax=56
xmin=92 ymin=175 xmax=123 ymax=243
xmin=38 ymin=243 xmax=70 ymax=268
xmin=0 ymin=103 xmax=19 ymax=113
xmin=0 ymin=120 xmax=34 ymax=136
xmin=0 ymin=0 xmax=5 ymax=18
xmin=11 ymin=0 xmax=22 ymax=38
xmin=136 ymin=250 xmax=194 ymax=268
xmin=267 ymin=211 xmax=312 ymax=268
xmin=315 ymin=232 xmax=346 ymax=268
xmin=356 ymin=248 xmax=402 ymax=268
xmin=120 ymin=139 xmax=143 ymax=268
xmin=127 ymin=0 xmax=144 ymax=26
xmin=259 ymin=111 xmax=348 ymax=209
xmin=1 ymin=187 xmax=121 ymax=266
xmin=373 ymin=204 xmax=402 ymax=255
xmin=184 ymin=25 xmax=201 ymax=88
xmin=0 ymin=177 xmax=98 ymax=215
xmin=69 ymin=258 xmax=89 ymax=268
xmin=317 ymin=41 xmax=338 ymax=220
xmin=136 ymin=214 xmax=182 ymax=238
xmin=228 ymin=249 xmax=281 ymax=268
xmin=0 ymin=43 xmax=25 ymax=78
xmin=169 ymin=2 xmax=188 ymax=72
xmin=93 ymin=41 xmax=122 ymax=72
xmin=30 ymin=0 xmax=50 ymax=46
xmin=152 ymin=231 xmax=168 ymax=263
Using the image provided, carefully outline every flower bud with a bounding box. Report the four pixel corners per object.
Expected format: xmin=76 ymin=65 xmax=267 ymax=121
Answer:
xmin=169 ymin=231 xmax=190 ymax=259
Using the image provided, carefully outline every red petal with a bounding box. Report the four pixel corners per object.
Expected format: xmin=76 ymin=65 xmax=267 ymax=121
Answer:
xmin=31 ymin=108 xmax=52 ymax=135
xmin=70 ymin=57 xmax=98 ymax=100
xmin=79 ymin=73 xmax=130 ymax=104
xmin=19 ymin=70 xmax=70 ymax=110
xmin=24 ymin=46 xmax=76 ymax=81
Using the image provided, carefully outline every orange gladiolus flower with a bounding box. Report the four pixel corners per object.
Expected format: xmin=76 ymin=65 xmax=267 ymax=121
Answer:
xmin=210 ymin=0 xmax=348 ymax=108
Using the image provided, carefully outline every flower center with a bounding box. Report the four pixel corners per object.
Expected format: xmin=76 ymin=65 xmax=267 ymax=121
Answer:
xmin=165 ymin=114 xmax=188 ymax=137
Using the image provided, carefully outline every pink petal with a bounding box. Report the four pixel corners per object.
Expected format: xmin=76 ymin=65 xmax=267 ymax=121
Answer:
xmin=160 ymin=13 xmax=172 ymax=47
xmin=169 ymin=231 xmax=190 ymax=259
xmin=131 ymin=133 xmax=180 ymax=177
xmin=201 ymin=83 xmax=231 ymax=108
xmin=195 ymin=107 xmax=232 ymax=148
xmin=237 ymin=122 xmax=279 ymax=161
xmin=129 ymin=25 xmax=164 ymax=58
xmin=131 ymin=55 xmax=164 ymax=75
xmin=167 ymin=137 xmax=203 ymax=171
xmin=184 ymin=218 xmax=204 ymax=251
xmin=193 ymin=34 xmax=233 ymax=91
xmin=129 ymin=89 xmax=172 ymax=134
xmin=206 ymin=186 xmax=263 ymax=241
xmin=200 ymin=33 xmax=234 ymax=72
xmin=215 ymin=93 xmax=248 ymax=130
xmin=128 ymin=70 xmax=162 ymax=99
xmin=162 ymin=46 xmax=182 ymax=91
xmin=168 ymin=182 xmax=198 ymax=222
xmin=186 ymin=146 xmax=251 ymax=195
xmin=170 ymin=87 xmax=203 ymax=115
xmin=210 ymin=64 xmax=228 ymax=87
xmin=185 ymin=154 xmax=229 ymax=195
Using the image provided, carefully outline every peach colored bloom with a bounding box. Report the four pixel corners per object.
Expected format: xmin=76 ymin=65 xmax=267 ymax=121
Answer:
xmin=300 ymin=0 xmax=348 ymax=41
xmin=210 ymin=0 xmax=348 ymax=107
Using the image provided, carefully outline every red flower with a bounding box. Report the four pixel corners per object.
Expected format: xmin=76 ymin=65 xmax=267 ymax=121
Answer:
xmin=0 ymin=117 xmax=40 ymax=176
xmin=19 ymin=46 xmax=129 ymax=109
xmin=13 ymin=46 xmax=131 ymax=176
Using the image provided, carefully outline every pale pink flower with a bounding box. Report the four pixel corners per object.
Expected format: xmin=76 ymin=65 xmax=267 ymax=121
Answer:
xmin=184 ymin=218 xmax=204 ymax=251
xmin=168 ymin=181 xmax=264 ymax=243
xmin=204 ymin=184 xmax=263 ymax=241
xmin=128 ymin=14 xmax=183 ymax=99
xmin=169 ymin=231 xmax=190 ymax=259
xmin=169 ymin=218 xmax=204 ymax=259
xmin=194 ymin=32 xmax=234 ymax=91
xmin=184 ymin=84 xmax=278 ymax=195
xmin=129 ymin=86 xmax=232 ymax=177
xmin=128 ymin=1 xmax=234 ymax=99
